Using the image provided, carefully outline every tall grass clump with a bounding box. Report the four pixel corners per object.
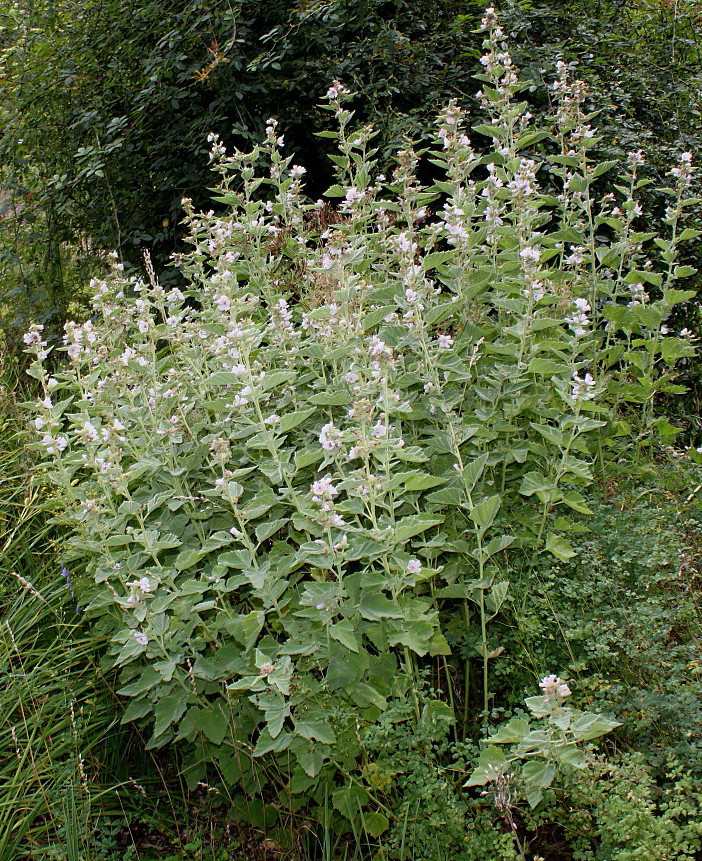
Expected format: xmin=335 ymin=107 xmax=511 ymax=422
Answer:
xmin=1 ymin=353 xmax=155 ymax=859
xmin=24 ymin=8 xmax=699 ymax=853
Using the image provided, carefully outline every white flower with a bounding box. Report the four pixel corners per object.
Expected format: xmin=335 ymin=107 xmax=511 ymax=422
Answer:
xmin=520 ymin=246 xmax=541 ymax=264
xmin=83 ymin=422 xmax=99 ymax=442
xmin=34 ymin=417 xmax=45 ymax=431
xmin=565 ymin=246 xmax=585 ymax=266
xmin=566 ymin=298 xmax=591 ymax=337
xmin=23 ymin=328 xmax=43 ymax=346
xmin=133 ymin=631 xmax=148 ymax=646
xmin=330 ymin=513 xmax=346 ymax=528
xmin=396 ymin=232 xmax=412 ymax=252
xmin=214 ymin=294 xmax=231 ymax=312
xmin=371 ymin=421 xmax=387 ymax=438
xmin=571 ymin=372 xmax=596 ymax=401
xmin=438 ymin=334 xmax=454 ymax=350
xmin=344 ymin=187 xmax=364 ymax=206
xmin=628 ymin=150 xmax=644 ymax=166
xmin=407 ymin=559 xmax=422 ymax=574
xmin=319 ymin=422 xmax=342 ymax=452
xmin=311 ymin=476 xmax=338 ymax=502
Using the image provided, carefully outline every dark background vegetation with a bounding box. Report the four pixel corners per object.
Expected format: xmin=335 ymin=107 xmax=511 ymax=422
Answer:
xmin=1 ymin=0 xmax=701 ymax=338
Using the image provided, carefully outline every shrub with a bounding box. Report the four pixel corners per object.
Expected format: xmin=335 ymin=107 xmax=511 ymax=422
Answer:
xmin=25 ymin=8 xmax=698 ymax=842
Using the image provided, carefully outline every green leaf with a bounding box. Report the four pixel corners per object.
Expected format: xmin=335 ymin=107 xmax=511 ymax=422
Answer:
xmin=254 ymin=729 xmax=291 ymax=756
xmin=255 ymin=518 xmax=288 ymax=544
xmin=224 ymin=611 xmax=265 ymax=651
xmin=527 ymin=358 xmax=569 ymax=375
xmin=462 ymin=452 xmax=489 ymax=493
xmin=488 ymin=718 xmax=530 ymax=744
xmin=418 ymin=700 xmax=455 ymax=740
xmin=117 ymin=667 xmax=161 ymax=697
xmin=294 ymin=719 xmax=336 ymax=745
xmin=121 ymin=699 xmax=152 ymax=724
xmin=570 ymin=712 xmax=621 ymax=741
xmin=673 ymin=265 xmax=697 ymax=279
xmin=293 ymin=740 xmax=326 ymax=777
xmin=465 ymin=746 xmax=508 ymax=786
xmin=522 ymin=760 xmax=556 ymax=790
xmin=558 ymin=744 xmax=588 ymax=769
xmin=661 ymin=337 xmax=695 ymax=363
xmin=392 ymin=515 xmax=444 ymax=543
xmin=485 ymin=580 xmax=509 ymax=615
xmin=330 ymin=619 xmax=359 ymax=652
xmin=484 ymin=534 xmax=514 ymax=558
xmin=403 ymin=472 xmax=447 ymax=491
xmin=326 ymin=643 xmax=368 ymax=690
xmin=152 ymin=695 xmax=187 ymax=740
xmin=333 ymin=786 xmax=368 ymax=822
xmin=278 ymin=408 xmax=316 ymax=433
xmin=363 ymin=812 xmax=389 ymax=838
xmin=308 ymin=391 xmax=351 ymax=405
xmin=545 ymin=533 xmax=576 ymax=562
xmin=358 ymin=593 xmax=402 ymax=621
xmin=469 ymin=495 xmax=501 ymax=531
xmin=190 ymin=705 xmax=229 ymax=745
xmin=591 ymin=160 xmax=619 ymax=179
xmin=519 ymin=472 xmax=557 ymax=497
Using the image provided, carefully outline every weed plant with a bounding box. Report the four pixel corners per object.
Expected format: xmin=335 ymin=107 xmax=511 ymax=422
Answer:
xmin=22 ymin=8 xmax=701 ymax=857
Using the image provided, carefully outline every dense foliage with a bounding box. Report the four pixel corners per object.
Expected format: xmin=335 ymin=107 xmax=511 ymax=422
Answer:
xmin=19 ymin=13 xmax=702 ymax=855
xmin=1 ymin=0 xmax=701 ymax=353
xmin=3 ymin=1 xmax=702 ymax=858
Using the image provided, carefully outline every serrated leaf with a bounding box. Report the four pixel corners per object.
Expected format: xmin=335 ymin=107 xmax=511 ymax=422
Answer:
xmin=465 ymin=746 xmax=508 ymax=786
xmin=363 ymin=812 xmax=389 ymax=838
xmin=294 ymin=719 xmax=336 ymax=745
xmin=190 ymin=705 xmax=229 ymax=744
xmin=673 ymin=265 xmax=697 ymax=279
xmin=293 ymin=741 xmax=326 ymax=777
xmin=254 ymin=729 xmax=291 ymax=756
xmin=522 ymin=760 xmax=556 ymax=789
xmin=519 ymin=472 xmax=556 ymax=497
xmin=358 ymin=593 xmax=402 ymax=620
xmin=545 ymin=533 xmax=576 ymax=562
xmin=570 ymin=712 xmax=621 ymax=741
xmin=403 ymin=472 xmax=447 ymax=491
xmin=392 ymin=514 xmax=444 ymax=543
xmin=469 ymin=494 xmax=501 ymax=531
xmin=591 ymin=160 xmax=618 ymax=178
xmin=308 ymin=391 xmax=351 ymax=405
xmin=488 ymin=718 xmax=530 ymax=744
xmin=333 ymin=786 xmax=368 ymax=822
xmin=278 ymin=408 xmax=316 ymax=433
xmin=329 ymin=619 xmax=359 ymax=652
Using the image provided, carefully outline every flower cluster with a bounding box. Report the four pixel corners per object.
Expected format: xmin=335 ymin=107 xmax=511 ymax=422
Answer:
xmin=539 ymin=674 xmax=572 ymax=702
